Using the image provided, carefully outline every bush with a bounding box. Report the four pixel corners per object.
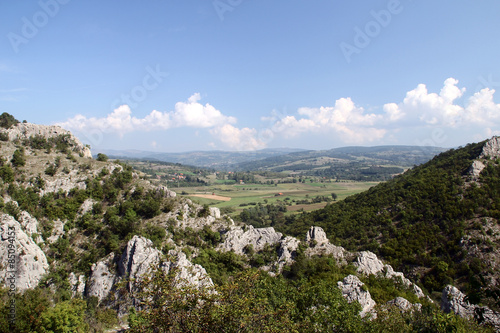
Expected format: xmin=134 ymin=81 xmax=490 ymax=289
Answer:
xmin=11 ymin=148 xmax=25 ymax=167
xmin=0 ymin=112 xmax=19 ymax=129
xmin=96 ymin=153 xmax=108 ymax=162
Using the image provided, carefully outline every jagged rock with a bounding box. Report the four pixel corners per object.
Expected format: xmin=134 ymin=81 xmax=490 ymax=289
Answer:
xmin=17 ymin=211 xmax=43 ymax=243
xmin=210 ymin=207 xmax=221 ymax=219
xmin=469 ymin=160 xmax=486 ymax=179
xmin=4 ymin=122 xmax=92 ymax=158
xmin=161 ymin=250 xmax=213 ymax=289
xmin=354 ymin=251 xmax=385 ymax=275
xmin=118 ymin=236 xmax=162 ymax=291
xmin=218 ymin=225 xmax=282 ymax=255
xmin=155 ymin=185 xmax=176 ymax=198
xmin=442 ymin=285 xmax=500 ymax=330
xmin=0 ymin=214 xmax=49 ymax=292
xmin=304 ymin=226 xmax=345 ymax=259
xmin=69 ymin=272 xmax=86 ymax=298
xmin=387 ymin=297 xmax=422 ymax=312
xmin=480 ymin=136 xmax=500 ymax=159
xmin=305 ymin=226 xmax=329 ymax=245
xmin=87 ymin=253 xmax=117 ymax=302
xmin=275 ymin=236 xmax=300 ymax=271
xmin=338 ymin=274 xmax=377 ymax=318
xmin=41 ymin=177 xmax=87 ymax=195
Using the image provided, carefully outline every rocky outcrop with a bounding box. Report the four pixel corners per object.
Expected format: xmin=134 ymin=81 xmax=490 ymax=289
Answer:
xmin=41 ymin=177 xmax=87 ymax=195
xmin=218 ymin=225 xmax=282 ymax=255
xmin=480 ymin=136 xmax=500 ymax=159
xmin=304 ymin=226 xmax=345 ymax=259
xmin=17 ymin=211 xmax=43 ymax=243
xmin=69 ymin=272 xmax=86 ymax=298
xmin=161 ymin=250 xmax=213 ymax=289
xmin=0 ymin=214 xmax=49 ymax=292
xmin=87 ymin=253 xmax=117 ymax=302
xmin=338 ymin=274 xmax=377 ymax=318
xmin=387 ymin=297 xmax=422 ymax=312
xmin=3 ymin=122 xmax=92 ymax=158
xmin=442 ymin=285 xmax=500 ymax=330
xmin=155 ymin=185 xmax=177 ymax=198
xmin=354 ymin=251 xmax=425 ymax=299
xmin=47 ymin=219 xmax=65 ymax=243
xmin=469 ymin=160 xmax=486 ymax=179
xmin=274 ymin=236 xmax=300 ymax=271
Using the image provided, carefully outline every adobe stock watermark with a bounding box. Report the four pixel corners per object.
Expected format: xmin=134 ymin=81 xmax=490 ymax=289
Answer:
xmin=6 ymin=225 xmax=17 ymax=326
xmin=7 ymin=0 xmax=71 ymax=54
xmin=213 ymin=0 xmax=244 ymax=21
xmin=340 ymin=0 xmax=403 ymax=64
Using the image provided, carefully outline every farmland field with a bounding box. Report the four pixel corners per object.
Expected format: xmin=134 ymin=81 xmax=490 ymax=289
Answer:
xmin=176 ymin=180 xmax=378 ymax=216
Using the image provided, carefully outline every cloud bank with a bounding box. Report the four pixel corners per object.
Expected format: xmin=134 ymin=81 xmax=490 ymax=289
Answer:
xmin=59 ymin=79 xmax=500 ymax=150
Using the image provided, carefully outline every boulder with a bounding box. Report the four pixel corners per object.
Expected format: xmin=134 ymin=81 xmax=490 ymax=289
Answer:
xmin=305 ymin=226 xmax=329 ymax=245
xmin=218 ymin=225 xmax=282 ymax=255
xmin=387 ymin=297 xmax=422 ymax=312
xmin=0 ymin=214 xmax=48 ymax=292
xmin=338 ymin=274 xmax=377 ymax=318
xmin=354 ymin=251 xmax=385 ymax=276
xmin=87 ymin=253 xmax=117 ymax=302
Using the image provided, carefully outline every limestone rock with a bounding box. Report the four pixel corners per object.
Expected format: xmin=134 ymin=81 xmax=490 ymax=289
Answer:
xmin=87 ymin=253 xmax=117 ymax=302
xmin=218 ymin=225 xmax=282 ymax=255
xmin=387 ymin=297 xmax=422 ymax=312
xmin=47 ymin=219 xmax=65 ymax=243
xmin=469 ymin=160 xmax=486 ymax=179
xmin=79 ymin=199 xmax=95 ymax=216
xmin=17 ymin=211 xmax=43 ymax=243
xmin=4 ymin=122 xmax=92 ymax=158
xmin=210 ymin=207 xmax=221 ymax=219
xmin=354 ymin=251 xmax=385 ymax=276
xmin=275 ymin=236 xmax=300 ymax=271
xmin=155 ymin=185 xmax=176 ymax=198
xmin=304 ymin=226 xmax=345 ymax=259
xmin=480 ymin=136 xmax=500 ymax=159
xmin=118 ymin=235 xmax=162 ymax=291
xmin=162 ymin=250 xmax=213 ymax=289
xmin=338 ymin=274 xmax=377 ymax=318
xmin=0 ymin=214 xmax=49 ymax=292
xmin=69 ymin=272 xmax=86 ymax=298
xmin=305 ymin=226 xmax=329 ymax=245
xmin=442 ymin=285 xmax=500 ymax=330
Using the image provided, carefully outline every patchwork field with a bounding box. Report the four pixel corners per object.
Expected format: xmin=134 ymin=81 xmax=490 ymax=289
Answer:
xmin=176 ymin=180 xmax=378 ymax=216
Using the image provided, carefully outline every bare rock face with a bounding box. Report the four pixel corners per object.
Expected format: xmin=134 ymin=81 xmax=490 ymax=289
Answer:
xmin=4 ymin=123 xmax=92 ymax=158
xmin=480 ymin=136 xmax=500 ymax=159
xmin=387 ymin=297 xmax=422 ymax=312
xmin=304 ymin=226 xmax=345 ymax=259
xmin=87 ymin=253 xmax=117 ymax=302
xmin=155 ymin=185 xmax=177 ymax=198
xmin=354 ymin=251 xmax=426 ymax=299
xmin=218 ymin=225 xmax=282 ymax=255
xmin=41 ymin=177 xmax=87 ymax=195
xmin=354 ymin=251 xmax=385 ymax=275
xmin=275 ymin=236 xmax=300 ymax=271
xmin=0 ymin=214 xmax=49 ymax=292
xmin=209 ymin=207 xmax=221 ymax=219
xmin=47 ymin=219 xmax=65 ymax=243
xmin=338 ymin=274 xmax=377 ymax=318
xmin=469 ymin=160 xmax=486 ymax=179
xmin=17 ymin=211 xmax=43 ymax=243
xmin=442 ymin=285 xmax=500 ymax=330
xmin=69 ymin=272 xmax=86 ymax=298
xmin=161 ymin=250 xmax=213 ymax=289
xmin=118 ymin=236 xmax=162 ymax=291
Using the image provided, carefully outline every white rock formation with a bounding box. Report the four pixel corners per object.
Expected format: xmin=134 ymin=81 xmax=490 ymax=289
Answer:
xmin=469 ymin=160 xmax=486 ymax=179
xmin=3 ymin=122 xmax=92 ymax=158
xmin=209 ymin=207 xmax=221 ymax=219
xmin=69 ymin=272 xmax=86 ymax=298
xmin=47 ymin=219 xmax=65 ymax=243
xmin=275 ymin=236 xmax=300 ymax=271
xmin=338 ymin=274 xmax=377 ymax=318
xmin=87 ymin=253 xmax=117 ymax=302
xmin=442 ymin=285 xmax=500 ymax=330
xmin=17 ymin=211 xmax=43 ymax=243
xmin=304 ymin=226 xmax=345 ymax=259
xmin=218 ymin=225 xmax=282 ymax=255
xmin=161 ymin=250 xmax=213 ymax=289
xmin=480 ymin=136 xmax=500 ymax=159
xmin=79 ymin=199 xmax=95 ymax=216
xmin=387 ymin=297 xmax=422 ymax=312
xmin=353 ymin=251 xmax=425 ymax=299
xmin=0 ymin=214 xmax=49 ymax=292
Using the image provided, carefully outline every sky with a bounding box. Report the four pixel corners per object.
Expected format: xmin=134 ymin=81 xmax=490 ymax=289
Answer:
xmin=1 ymin=0 xmax=500 ymax=152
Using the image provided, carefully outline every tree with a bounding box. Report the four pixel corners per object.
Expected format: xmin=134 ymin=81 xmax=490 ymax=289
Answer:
xmin=96 ymin=153 xmax=108 ymax=162
xmin=0 ymin=112 xmax=19 ymax=129
xmin=11 ymin=148 xmax=25 ymax=167
xmin=331 ymin=192 xmax=338 ymax=201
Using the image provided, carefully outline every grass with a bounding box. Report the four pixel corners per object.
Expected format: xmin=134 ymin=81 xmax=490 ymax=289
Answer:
xmin=178 ymin=181 xmax=378 ymax=215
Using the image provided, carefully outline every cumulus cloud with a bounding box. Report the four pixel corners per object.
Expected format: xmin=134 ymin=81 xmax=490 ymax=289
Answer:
xmin=58 ymin=93 xmax=236 ymax=134
xmin=210 ymin=124 xmax=266 ymax=151
xmin=271 ymin=97 xmax=385 ymax=143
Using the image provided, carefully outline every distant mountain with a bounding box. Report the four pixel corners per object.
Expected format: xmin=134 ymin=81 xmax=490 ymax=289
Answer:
xmin=93 ymin=147 xmax=308 ymax=169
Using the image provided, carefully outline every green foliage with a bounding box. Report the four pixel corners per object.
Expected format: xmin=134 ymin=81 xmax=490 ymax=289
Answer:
xmin=96 ymin=153 xmax=108 ymax=162
xmin=40 ymin=299 xmax=89 ymax=333
xmin=0 ymin=165 xmax=14 ymax=183
xmin=0 ymin=112 xmax=19 ymax=129
xmin=11 ymin=148 xmax=25 ymax=167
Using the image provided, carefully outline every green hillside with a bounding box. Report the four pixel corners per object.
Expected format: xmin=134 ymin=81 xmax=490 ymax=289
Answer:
xmin=272 ymin=140 xmax=500 ymax=308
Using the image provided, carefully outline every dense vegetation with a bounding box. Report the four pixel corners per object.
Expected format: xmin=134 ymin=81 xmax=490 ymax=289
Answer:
xmin=270 ymin=141 xmax=500 ymax=308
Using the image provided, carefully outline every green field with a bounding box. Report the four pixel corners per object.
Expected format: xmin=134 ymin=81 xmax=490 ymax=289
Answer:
xmin=176 ymin=181 xmax=378 ymax=216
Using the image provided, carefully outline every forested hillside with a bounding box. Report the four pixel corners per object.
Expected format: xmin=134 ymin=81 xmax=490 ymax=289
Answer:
xmin=271 ymin=139 xmax=500 ymax=310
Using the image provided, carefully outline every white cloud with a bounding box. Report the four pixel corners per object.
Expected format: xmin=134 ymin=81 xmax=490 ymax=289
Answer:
xmin=271 ymin=97 xmax=385 ymax=143
xmin=58 ymin=93 xmax=236 ymax=134
xmin=210 ymin=124 xmax=266 ymax=151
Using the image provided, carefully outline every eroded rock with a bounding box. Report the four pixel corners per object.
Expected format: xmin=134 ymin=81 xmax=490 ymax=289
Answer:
xmin=338 ymin=274 xmax=377 ymax=318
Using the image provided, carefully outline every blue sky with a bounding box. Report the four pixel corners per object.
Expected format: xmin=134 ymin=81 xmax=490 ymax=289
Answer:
xmin=1 ymin=1 xmax=500 ymax=152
